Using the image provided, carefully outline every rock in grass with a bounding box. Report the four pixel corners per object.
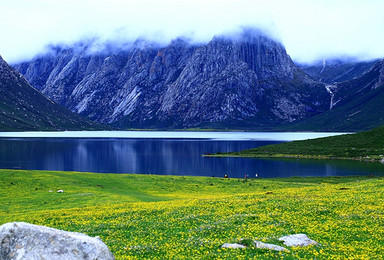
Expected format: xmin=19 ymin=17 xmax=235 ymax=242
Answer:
xmin=279 ymin=234 xmax=318 ymax=247
xmin=221 ymin=243 xmax=246 ymax=249
xmin=0 ymin=222 xmax=115 ymax=260
xmin=254 ymin=241 xmax=289 ymax=252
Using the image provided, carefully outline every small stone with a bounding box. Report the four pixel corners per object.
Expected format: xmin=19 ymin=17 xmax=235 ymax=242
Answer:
xmin=48 ymin=190 xmax=53 ymax=193
xmin=254 ymin=241 xmax=289 ymax=252
xmin=279 ymin=234 xmax=319 ymax=247
xmin=57 ymin=190 xmax=64 ymax=193
xmin=221 ymin=243 xmax=246 ymax=249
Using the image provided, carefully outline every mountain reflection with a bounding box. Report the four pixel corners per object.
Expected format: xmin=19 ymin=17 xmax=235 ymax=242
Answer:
xmin=0 ymin=138 xmax=383 ymax=178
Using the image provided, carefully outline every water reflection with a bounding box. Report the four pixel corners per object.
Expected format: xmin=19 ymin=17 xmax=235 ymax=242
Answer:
xmin=0 ymin=138 xmax=383 ymax=178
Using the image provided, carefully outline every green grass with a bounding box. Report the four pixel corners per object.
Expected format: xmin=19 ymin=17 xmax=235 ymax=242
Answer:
xmin=211 ymin=125 xmax=384 ymax=162
xmin=1 ymin=170 xmax=384 ymax=259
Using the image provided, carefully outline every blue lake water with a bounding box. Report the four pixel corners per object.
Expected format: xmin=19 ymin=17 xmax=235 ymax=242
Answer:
xmin=0 ymin=131 xmax=383 ymax=178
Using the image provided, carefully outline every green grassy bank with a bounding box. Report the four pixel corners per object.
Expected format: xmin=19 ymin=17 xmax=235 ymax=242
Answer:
xmin=1 ymin=170 xmax=383 ymax=259
xmin=209 ymin=125 xmax=384 ymax=162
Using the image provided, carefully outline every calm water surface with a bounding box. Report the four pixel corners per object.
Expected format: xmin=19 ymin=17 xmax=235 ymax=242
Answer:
xmin=0 ymin=132 xmax=383 ymax=178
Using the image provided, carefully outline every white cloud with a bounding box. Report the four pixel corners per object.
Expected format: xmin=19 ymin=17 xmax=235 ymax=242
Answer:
xmin=0 ymin=0 xmax=383 ymax=63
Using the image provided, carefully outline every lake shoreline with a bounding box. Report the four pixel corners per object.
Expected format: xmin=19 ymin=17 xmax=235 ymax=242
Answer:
xmin=209 ymin=125 xmax=384 ymax=164
xmin=1 ymin=130 xmax=381 ymax=178
xmin=203 ymin=153 xmax=384 ymax=163
xmin=0 ymin=130 xmax=345 ymax=141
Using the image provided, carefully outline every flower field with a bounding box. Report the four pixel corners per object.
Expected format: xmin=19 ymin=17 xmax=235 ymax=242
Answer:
xmin=1 ymin=169 xmax=383 ymax=259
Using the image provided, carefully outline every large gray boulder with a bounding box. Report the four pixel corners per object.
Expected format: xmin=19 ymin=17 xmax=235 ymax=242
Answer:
xmin=0 ymin=222 xmax=114 ymax=260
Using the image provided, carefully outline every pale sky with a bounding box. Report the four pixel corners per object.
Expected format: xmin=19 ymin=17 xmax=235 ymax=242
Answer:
xmin=1 ymin=0 xmax=383 ymax=64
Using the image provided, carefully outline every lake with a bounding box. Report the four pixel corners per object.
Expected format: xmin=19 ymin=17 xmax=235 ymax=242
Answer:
xmin=0 ymin=131 xmax=383 ymax=178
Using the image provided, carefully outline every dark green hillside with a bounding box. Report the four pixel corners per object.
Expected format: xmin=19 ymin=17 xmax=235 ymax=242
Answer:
xmin=277 ymin=83 xmax=384 ymax=131
xmin=279 ymin=59 xmax=384 ymax=132
xmin=215 ymin=125 xmax=384 ymax=162
xmin=0 ymin=55 xmax=106 ymax=131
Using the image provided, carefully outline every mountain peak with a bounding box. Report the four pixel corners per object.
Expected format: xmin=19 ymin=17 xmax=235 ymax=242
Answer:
xmin=13 ymin=30 xmax=329 ymax=129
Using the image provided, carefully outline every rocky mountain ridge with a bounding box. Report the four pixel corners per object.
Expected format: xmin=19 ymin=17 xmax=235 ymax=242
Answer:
xmin=15 ymin=30 xmax=331 ymax=129
xmin=0 ymin=55 xmax=103 ymax=131
xmin=300 ymin=58 xmax=378 ymax=84
xmin=323 ymin=59 xmax=384 ymax=109
xmin=278 ymin=58 xmax=384 ymax=131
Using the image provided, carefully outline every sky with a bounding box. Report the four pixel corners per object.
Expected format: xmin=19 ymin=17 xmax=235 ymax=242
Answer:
xmin=0 ymin=0 xmax=383 ymax=64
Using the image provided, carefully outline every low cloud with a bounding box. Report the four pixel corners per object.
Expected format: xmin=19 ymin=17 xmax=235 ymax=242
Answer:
xmin=1 ymin=0 xmax=383 ymax=64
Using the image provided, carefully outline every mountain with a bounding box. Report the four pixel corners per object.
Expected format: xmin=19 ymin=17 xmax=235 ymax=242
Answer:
xmin=0 ymin=55 xmax=105 ymax=131
xmin=279 ymin=59 xmax=384 ymax=131
xmin=300 ymin=58 xmax=378 ymax=84
xmin=15 ymin=29 xmax=330 ymax=129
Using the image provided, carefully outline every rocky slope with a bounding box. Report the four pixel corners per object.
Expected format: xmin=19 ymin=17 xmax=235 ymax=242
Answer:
xmin=0 ymin=55 xmax=104 ymax=131
xmin=278 ymin=59 xmax=384 ymax=131
xmin=15 ymin=29 xmax=330 ymax=129
xmin=300 ymin=59 xmax=378 ymax=84
xmin=331 ymin=59 xmax=384 ymax=105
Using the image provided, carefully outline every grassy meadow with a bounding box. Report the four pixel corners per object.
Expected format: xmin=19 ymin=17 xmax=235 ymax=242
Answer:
xmin=1 ymin=169 xmax=384 ymax=259
xmin=211 ymin=125 xmax=384 ymax=162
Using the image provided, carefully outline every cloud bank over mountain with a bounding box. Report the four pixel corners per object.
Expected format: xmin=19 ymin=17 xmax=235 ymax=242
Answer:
xmin=1 ymin=0 xmax=384 ymax=63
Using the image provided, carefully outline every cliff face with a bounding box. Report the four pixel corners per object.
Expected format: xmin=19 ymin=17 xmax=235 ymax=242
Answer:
xmin=300 ymin=59 xmax=378 ymax=84
xmin=0 ymin=55 xmax=104 ymax=131
xmin=275 ymin=59 xmax=384 ymax=131
xmin=325 ymin=59 xmax=384 ymax=109
xmin=15 ymin=30 xmax=330 ymax=128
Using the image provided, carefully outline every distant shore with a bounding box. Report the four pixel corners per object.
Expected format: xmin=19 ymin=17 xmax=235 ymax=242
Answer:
xmin=205 ymin=125 xmax=384 ymax=163
xmin=203 ymin=153 xmax=384 ymax=163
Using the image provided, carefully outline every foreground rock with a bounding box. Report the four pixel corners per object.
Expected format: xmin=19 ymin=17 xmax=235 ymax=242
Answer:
xmin=279 ymin=234 xmax=319 ymax=247
xmin=0 ymin=222 xmax=115 ymax=260
xmin=221 ymin=243 xmax=246 ymax=249
xmin=254 ymin=241 xmax=289 ymax=252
